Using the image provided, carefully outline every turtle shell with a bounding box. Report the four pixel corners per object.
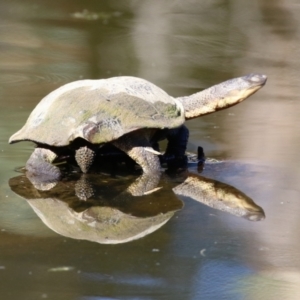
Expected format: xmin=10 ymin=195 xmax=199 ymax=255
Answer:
xmin=9 ymin=76 xmax=185 ymax=146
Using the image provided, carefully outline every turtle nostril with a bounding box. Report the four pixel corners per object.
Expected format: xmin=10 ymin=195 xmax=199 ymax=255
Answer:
xmin=246 ymin=73 xmax=267 ymax=85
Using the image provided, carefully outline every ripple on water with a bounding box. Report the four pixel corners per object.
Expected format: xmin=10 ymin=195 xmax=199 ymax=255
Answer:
xmin=0 ymin=21 xmax=88 ymax=89
xmin=0 ymin=71 xmax=78 ymax=87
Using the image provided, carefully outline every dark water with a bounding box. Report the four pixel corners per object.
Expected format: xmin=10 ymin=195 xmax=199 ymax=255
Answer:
xmin=1 ymin=0 xmax=300 ymax=299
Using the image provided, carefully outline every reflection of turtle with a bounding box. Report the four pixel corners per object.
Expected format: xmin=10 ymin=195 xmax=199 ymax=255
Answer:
xmin=9 ymin=74 xmax=267 ymax=182
xmin=9 ymin=163 xmax=265 ymax=245
xmin=9 ymin=173 xmax=183 ymax=244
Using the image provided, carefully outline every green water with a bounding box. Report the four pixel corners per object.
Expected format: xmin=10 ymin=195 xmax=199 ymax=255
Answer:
xmin=1 ymin=0 xmax=300 ymax=299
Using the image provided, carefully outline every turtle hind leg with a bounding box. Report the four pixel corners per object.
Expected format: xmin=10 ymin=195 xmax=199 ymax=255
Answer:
xmin=112 ymin=134 xmax=161 ymax=175
xmin=26 ymin=148 xmax=61 ymax=188
xmin=75 ymin=146 xmax=96 ymax=173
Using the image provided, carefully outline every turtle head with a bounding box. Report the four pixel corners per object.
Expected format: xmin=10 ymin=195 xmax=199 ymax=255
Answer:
xmin=222 ymin=73 xmax=267 ymax=106
xmin=177 ymin=73 xmax=267 ymax=120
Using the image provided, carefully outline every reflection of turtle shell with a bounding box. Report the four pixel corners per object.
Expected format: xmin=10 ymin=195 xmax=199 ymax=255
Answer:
xmin=9 ymin=77 xmax=184 ymax=146
xmin=27 ymin=198 xmax=175 ymax=244
xmin=9 ymin=174 xmax=182 ymax=244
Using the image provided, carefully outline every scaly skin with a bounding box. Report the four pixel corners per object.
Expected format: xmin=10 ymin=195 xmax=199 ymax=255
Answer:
xmin=26 ymin=148 xmax=61 ymax=190
xmin=112 ymin=129 xmax=161 ymax=175
xmin=75 ymin=146 xmax=96 ymax=173
xmin=173 ymin=173 xmax=265 ymax=221
xmin=178 ymin=73 xmax=267 ymax=119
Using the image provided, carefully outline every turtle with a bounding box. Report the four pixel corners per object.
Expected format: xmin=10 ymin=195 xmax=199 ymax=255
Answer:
xmin=9 ymin=74 xmax=267 ymax=181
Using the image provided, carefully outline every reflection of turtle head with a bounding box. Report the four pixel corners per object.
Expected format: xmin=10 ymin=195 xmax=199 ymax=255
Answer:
xmin=173 ymin=173 xmax=265 ymax=221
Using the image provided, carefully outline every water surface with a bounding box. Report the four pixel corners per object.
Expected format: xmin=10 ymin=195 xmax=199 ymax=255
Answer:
xmin=1 ymin=0 xmax=300 ymax=299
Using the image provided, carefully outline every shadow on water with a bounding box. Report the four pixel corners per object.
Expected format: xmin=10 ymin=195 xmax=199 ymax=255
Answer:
xmin=9 ymin=160 xmax=265 ymax=245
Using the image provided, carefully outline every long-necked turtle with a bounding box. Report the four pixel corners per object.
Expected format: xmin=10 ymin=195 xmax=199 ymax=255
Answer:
xmin=9 ymin=74 xmax=267 ymax=180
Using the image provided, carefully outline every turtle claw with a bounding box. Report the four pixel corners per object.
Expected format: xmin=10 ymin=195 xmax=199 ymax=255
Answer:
xmin=144 ymin=148 xmax=161 ymax=155
xmin=143 ymin=186 xmax=163 ymax=195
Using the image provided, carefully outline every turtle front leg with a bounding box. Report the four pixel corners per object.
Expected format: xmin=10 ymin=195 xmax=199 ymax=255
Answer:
xmin=26 ymin=148 xmax=61 ymax=189
xmin=75 ymin=146 xmax=96 ymax=173
xmin=163 ymin=125 xmax=189 ymax=169
xmin=112 ymin=134 xmax=161 ymax=175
